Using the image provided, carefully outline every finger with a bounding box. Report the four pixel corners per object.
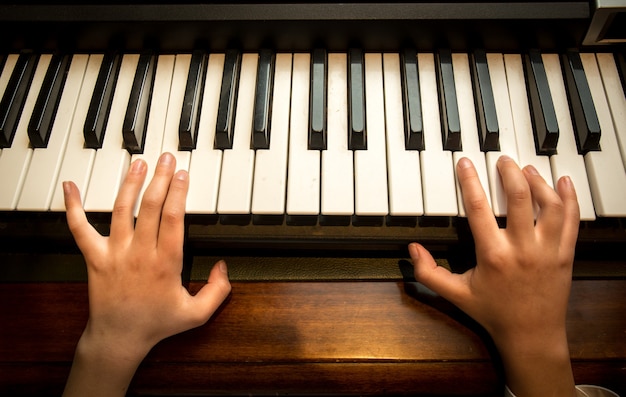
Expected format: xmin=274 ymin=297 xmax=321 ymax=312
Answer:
xmin=134 ymin=153 xmax=176 ymax=246
xmin=522 ymin=164 xmax=564 ymax=246
xmin=63 ymin=181 xmax=102 ymax=254
xmin=456 ymin=157 xmax=499 ymax=247
xmin=157 ymin=170 xmax=189 ymax=259
xmin=555 ymin=176 xmax=580 ymax=256
xmin=409 ymin=243 xmax=469 ymax=309
xmin=109 ymin=158 xmax=147 ymax=241
xmin=497 ymin=156 xmax=534 ymax=240
xmin=187 ymin=261 xmax=232 ymax=327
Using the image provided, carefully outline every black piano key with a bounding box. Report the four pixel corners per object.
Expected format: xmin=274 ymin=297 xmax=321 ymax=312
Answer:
xmin=122 ymin=52 xmax=156 ymax=154
xmin=179 ymin=50 xmax=207 ymax=151
xmin=615 ymin=52 xmax=626 ymax=95
xmin=27 ymin=53 xmax=72 ymax=148
xmin=348 ymin=48 xmax=366 ymax=150
xmin=84 ymin=52 xmax=122 ymax=149
xmin=523 ymin=50 xmax=559 ymax=155
xmin=215 ymin=49 xmax=241 ymax=150
xmin=252 ymin=49 xmax=274 ymax=150
xmin=470 ymin=49 xmax=499 ymax=152
xmin=436 ymin=49 xmax=462 ymax=151
xmin=401 ymin=49 xmax=424 ymax=151
xmin=0 ymin=52 xmax=38 ymax=148
xmin=308 ymin=48 xmax=327 ymax=150
xmin=561 ymin=50 xmax=601 ymax=154
xmin=0 ymin=55 xmax=6 ymax=75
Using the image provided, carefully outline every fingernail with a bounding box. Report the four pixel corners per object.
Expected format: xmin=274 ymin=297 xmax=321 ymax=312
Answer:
xmin=175 ymin=170 xmax=188 ymax=181
xmin=562 ymin=175 xmax=573 ymax=188
xmin=218 ymin=260 xmax=228 ymax=274
xmin=525 ymin=164 xmax=539 ymax=175
xmin=159 ymin=152 xmax=173 ymax=165
xmin=408 ymin=243 xmax=419 ymax=261
xmin=498 ymin=154 xmax=512 ymax=163
xmin=130 ymin=159 xmax=146 ymax=174
xmin=62 ymin=181 xmax=72 ymax=195
xmin=457 ymin=157 xmax=472 ymax=169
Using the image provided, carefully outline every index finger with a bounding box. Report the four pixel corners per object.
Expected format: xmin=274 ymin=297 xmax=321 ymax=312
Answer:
xmin=456 ymin=157 xmax=499 ymax=246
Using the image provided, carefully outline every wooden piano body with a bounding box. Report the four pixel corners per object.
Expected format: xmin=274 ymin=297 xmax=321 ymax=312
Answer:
xmin=1 ymin=2 xmax=625 ymax=395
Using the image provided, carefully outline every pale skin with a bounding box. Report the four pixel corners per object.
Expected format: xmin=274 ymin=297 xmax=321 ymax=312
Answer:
xmin=62 ymin=152 xmax=231 ymax=397
xmin=410 ymin=155 xmax=579 ymax=397
xmin=63 ymin=152 xmax=579 ymax=397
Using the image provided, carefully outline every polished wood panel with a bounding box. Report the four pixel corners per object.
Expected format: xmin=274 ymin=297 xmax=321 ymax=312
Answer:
xmin=1 ymin=280 xmax=625 ymax=396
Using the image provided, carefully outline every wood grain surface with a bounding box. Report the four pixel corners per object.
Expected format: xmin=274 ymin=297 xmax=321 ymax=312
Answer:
xmin=1 ymin=279 xmax=624 ymax=396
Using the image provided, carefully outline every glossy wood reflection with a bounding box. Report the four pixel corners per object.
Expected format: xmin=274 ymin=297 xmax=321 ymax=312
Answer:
xmin=1 ymin=280 xmax=625 ymax=396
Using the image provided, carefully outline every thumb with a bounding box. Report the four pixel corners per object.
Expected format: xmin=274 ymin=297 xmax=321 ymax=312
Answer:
xmin=408 ymin=243 xmax=468 ymax=306
xmin=190 ymin=260 xmax=232 ymax=325
xmin=63 ymin=181 xmax=102 ymax=252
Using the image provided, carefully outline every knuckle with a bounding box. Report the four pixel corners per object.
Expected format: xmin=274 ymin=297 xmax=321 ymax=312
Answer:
xmin=140 ymin=194 xmax=163 ymax=213
xmin=161 ymin=205 xmax=184 ymax=225
xmin=465 ymin=197 xmax=489 ymax=213
xmin=111 ymin=203 xmax=134 ymax=218
xmin=480 ymin=245 xmax=509 ymax=268
xmin=543 ymin=196 xmax=565 ymax=214
xmin=508 ymin=184 xmax=531 ymax=203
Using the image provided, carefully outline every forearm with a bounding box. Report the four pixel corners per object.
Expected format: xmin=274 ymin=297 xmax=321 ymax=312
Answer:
xmin=63 ymin=328 xmax=150 ymax=397
xmin=495 ymin=328 xmax=577 ymax=397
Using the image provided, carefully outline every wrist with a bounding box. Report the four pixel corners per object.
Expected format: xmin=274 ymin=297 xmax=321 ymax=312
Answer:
xmin=76 ymin=324 xmax=151 ymax=368
xmin=494 ymin=328 xmax=576 ymax=397
xmin=63 ymin=324 xmax=153 ymax=397
xmin=493 ymin=324 xmax=569 ymax=358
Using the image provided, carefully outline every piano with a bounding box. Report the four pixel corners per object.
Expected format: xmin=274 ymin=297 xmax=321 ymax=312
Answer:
xmin=1 ymin=1 xmax=625 ymax=395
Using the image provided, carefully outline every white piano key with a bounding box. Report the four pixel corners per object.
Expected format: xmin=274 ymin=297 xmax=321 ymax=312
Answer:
xmin=542 ymin=53 xmax=596 ymax=220
xmin=0 ymin=54 xmax=19 ymax=105
xmin=160 ymin=53 xmax=192 ymax=172
xmin=0 ymin=54 xmax=29 ymax=153
xmin=382 ymin=53 xmax=423 ymax=216
xmin=579 ymin=53 xmax=626 ymax=217
xmin=83 ymin=54 xmax=137 ymax=212
xmin=354 ymin=53 xmax=389 ymax=216
xmin=0 ymin=53 xmax=20 ymax=159
xmin=286 ymin=53 xmax=320 ymax=216
xmin=49 ymin=54 xmax=102 ymax=211
xmin=321 ymin=53 xmax=354 ymax=216
xmin=450 ymin=53 xmax=491 ymax=217
xmin=17 ymin=55 xmax=88 ymax=211
xmin=0 ymin=55 xmax=50 ymax=210
xmin=186 ymin=53 xmax=224 ymax=214
xmin=216 ymin=53 xmax=258 ymax=215
xmin=503 ymin=54 xmax=554 ymax=187
xmin=251 ymin=53 xmax=292 ymax=215
xmin=483 ymin=53 xmax=519 ymax=217
xmin=131 ymin=54 xmax=175 ymax=215
xmin=418 ymin=53 xmax=457 ymax=216
xmin=596 ymin=53 xmax=626 ymax=171
xmin=0 ymin=55 xmax=14 ymax=157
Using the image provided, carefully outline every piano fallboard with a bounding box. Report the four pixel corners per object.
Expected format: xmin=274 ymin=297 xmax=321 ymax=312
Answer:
xmin=0 ymin=2 xmax=593 ymax=52
xmin=0 ymin=212 xmax=624 ymax=272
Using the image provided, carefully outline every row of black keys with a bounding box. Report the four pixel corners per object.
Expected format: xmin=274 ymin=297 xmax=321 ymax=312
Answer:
xmin=1 ymin=49 xmax=625 ymax=155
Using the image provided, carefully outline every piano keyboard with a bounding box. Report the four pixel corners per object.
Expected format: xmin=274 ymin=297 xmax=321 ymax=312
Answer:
xmin=1 ymin=49 xmax=626 ymax=225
